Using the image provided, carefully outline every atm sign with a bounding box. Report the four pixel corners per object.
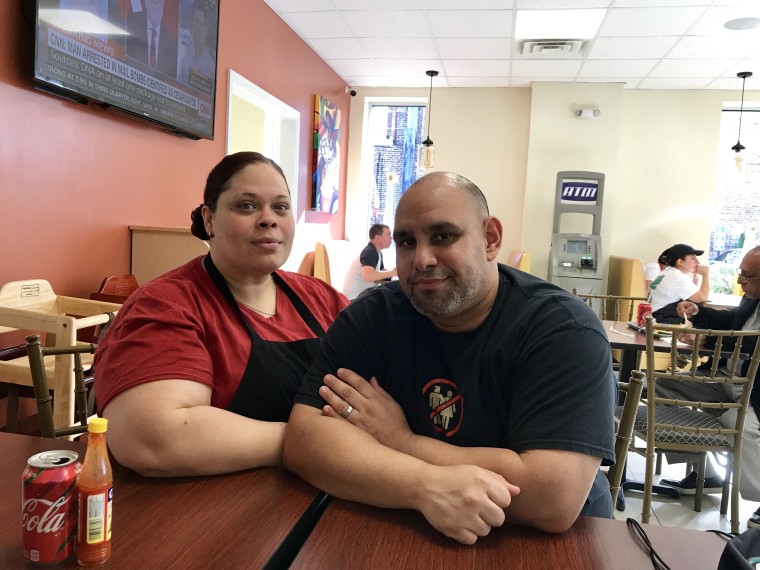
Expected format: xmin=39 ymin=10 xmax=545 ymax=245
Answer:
xmin=561 ymin=181 xmax=598 ymax=202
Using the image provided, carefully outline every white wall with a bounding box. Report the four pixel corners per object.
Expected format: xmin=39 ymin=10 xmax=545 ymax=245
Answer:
xmin=345 ymin=83 xmax=758 ymax=284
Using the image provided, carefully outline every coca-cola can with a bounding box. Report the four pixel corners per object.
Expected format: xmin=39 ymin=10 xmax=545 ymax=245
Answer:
xmin=637 ymin=303 xmax=653 ymax=327
xmin=22 ymin=450 xmax=80 ymax=564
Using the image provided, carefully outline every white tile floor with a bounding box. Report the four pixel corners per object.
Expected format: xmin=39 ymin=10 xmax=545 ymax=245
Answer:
xmin=614 ymin=441 xmax=757 ymax=532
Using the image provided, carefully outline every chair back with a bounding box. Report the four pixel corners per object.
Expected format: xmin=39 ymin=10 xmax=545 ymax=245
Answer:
xmin=607 ymin=370 xmax=645 ymax=502
xmin=572 ymin=289 xmax=647 ymax=322
xmin=313 ymin=242 xmax=331 ymax=285
xmin=505 ymin=249 xmax=532 ymax=272
xmin=637 ymin=317 xmax=760 ymax=532
xmin=25 ymin=334 xmax=96 ymax=438
xmin=90 ymin=274 xmax=138 ymax=303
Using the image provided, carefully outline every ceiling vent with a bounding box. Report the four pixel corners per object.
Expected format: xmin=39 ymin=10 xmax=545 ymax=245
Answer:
xmin=519 ymin=39 xmax=586 ymax=57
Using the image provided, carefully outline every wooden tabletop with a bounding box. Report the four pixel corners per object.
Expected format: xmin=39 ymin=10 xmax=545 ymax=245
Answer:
xmin=291 ymin=499 xmax=728 ymax=569
xmin=0 ymin=432 xmax=323 ymax=569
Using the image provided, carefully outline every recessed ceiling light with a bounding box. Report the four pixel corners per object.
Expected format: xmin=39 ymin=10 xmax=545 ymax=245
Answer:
xmin=724 ymin=17 xmax=760 ymax=31
xmin=515 ymin=9 xmax=606 ymax=41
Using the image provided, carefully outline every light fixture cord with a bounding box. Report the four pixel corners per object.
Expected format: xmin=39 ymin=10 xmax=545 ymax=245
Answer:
xmin=426 ymin=74 xmax=433 ymax=140
xmin=738 ymin=75 xmax=747 ymax=142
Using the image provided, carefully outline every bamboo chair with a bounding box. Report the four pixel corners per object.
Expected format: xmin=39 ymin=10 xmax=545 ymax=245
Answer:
xmin=25 ymin=334 xmax=96 ymax=438
xmin=607 ymin=370 xmax=645 ymax=506
xmin=630 ymin=317 xmax=760 ymax=533
xmin=572 ymin=289 xmax=647 ymax=322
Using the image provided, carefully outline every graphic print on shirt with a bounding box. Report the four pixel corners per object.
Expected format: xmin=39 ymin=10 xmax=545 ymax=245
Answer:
xmin=422 ymin=378 xmax=462 ymax=437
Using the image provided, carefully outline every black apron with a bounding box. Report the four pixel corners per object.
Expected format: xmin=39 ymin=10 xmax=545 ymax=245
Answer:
xmin=204 ymin=254 xmax=326 ymax=422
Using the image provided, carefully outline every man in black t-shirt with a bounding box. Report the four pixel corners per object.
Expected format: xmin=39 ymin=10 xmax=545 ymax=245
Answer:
xmin=284 ymin=172 xmax=615 ymax=544
xmin=342 ymin=224 xmax=397 ymax=300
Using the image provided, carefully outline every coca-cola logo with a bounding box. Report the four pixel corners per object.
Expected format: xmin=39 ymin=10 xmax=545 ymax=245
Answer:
xmin=21 ymin=496 xmax=71 ymax=534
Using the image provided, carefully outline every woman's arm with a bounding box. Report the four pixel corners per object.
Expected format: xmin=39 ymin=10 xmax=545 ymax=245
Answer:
xmin=103 ymin=379 xmax=285 ymax=477
xmin=687 ymin=265 xmax=710 ymax=304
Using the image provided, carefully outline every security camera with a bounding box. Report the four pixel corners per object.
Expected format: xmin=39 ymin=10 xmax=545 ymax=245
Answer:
xmin=345 ymin=86 xmax=357 ymax=97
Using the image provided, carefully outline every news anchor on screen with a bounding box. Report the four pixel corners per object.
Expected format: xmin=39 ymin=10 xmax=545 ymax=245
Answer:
xmin=126 ymin=0 xmax=179 ymax=79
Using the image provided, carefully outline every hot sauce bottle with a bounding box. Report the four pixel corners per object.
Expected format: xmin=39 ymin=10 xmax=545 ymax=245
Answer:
xmin=77 ymin=417 xmax=113 ymax=566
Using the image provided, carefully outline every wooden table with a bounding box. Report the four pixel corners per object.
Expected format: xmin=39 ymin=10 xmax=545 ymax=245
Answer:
xmin=0 ymin=433 xmax=325 ymax=569
xmin=291 ymin=499 xmax=728 ymax=569
xmin=602 ymin=320 xmax=679 ymax=383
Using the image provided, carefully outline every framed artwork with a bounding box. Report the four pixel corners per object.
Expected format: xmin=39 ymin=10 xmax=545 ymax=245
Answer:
xmin=312 ymin=94 xmax=341 ymax=213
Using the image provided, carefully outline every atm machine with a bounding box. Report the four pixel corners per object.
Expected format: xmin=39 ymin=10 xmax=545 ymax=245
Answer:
xmin=549 ymin=171 xmax=604 ymax=294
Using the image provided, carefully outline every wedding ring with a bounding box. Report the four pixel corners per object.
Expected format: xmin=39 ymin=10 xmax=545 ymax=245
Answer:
xmin=342 ymin=405 xmax=354 ymax=418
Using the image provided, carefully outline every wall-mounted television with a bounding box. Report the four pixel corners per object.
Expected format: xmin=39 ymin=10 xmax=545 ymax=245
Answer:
xmin=34 ymin=0 xmax=220 ymax=140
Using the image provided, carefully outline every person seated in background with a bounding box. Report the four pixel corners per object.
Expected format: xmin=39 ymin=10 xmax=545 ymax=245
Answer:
xmin=94 ymin=152 xmax=347 ymax=477
xmin=658 ymin=246 xmax=760 ymax=529
xmin=648 ymin=243 xmax=710 ymax=323
xmin=284 ymin=171 xmax=616 ymax=544
xmin=643 ymin=249 xmax=668 ymax=289
xmin=342 ymin=223 xmax=397 ymax=300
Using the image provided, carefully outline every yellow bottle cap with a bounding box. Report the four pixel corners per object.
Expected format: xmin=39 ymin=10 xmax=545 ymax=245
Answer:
xmin=88 ymin=417 xmax=108 ymax=433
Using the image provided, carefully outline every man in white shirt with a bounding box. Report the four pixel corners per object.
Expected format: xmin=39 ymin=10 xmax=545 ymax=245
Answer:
xmin=126 ymin=0 xmax=178 ymax=78
xmin=342 ymin=224 xmax=397 ymax=300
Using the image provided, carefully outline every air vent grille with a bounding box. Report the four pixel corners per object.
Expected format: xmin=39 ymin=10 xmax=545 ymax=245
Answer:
xmin=519 ymin=39 xmax=586 ymax=57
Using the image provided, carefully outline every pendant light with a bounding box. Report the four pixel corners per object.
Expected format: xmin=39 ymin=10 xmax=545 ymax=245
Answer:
xmin=420 ymin=70 xmax=439 ymax=170
xmin=732 ymin=71 xmax=752 ymax=171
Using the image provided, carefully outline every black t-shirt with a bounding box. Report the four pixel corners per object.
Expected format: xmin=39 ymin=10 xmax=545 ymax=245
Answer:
xmin=296 ymin=264 xmax=616 ymax=515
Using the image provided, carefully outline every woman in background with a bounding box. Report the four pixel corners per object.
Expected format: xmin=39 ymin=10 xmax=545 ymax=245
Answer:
xmin=648 ymin=243 xmax=710 ymax=323
xmin=94 ymin=152 xmax=347 ymax=476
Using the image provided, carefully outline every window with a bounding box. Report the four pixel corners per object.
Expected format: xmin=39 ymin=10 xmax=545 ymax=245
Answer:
xmin=709 ymin=107 xmax=760 ymax=294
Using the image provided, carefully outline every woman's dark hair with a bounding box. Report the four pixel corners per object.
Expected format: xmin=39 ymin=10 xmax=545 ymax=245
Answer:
xmin=190 ymin=152 xmax=289 ymax=240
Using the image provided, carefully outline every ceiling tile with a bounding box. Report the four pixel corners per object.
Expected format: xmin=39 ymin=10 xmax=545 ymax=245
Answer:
xmin=277 ymin=11 xmax=354 ymax=39
xmin=579 ymin=59 xmax=658 ymax=77
xmin=637 ymin=77 xmax=713 ymax=89
xmin=586 ymin=36 xmax=679 ymax=59
xmin=427 ymin=10 xmax=513 ymax=38
xmin=599 ymin=7 xmax=707 ymax=37
xmin=266 ymin=0 xmax=760 ymax=89
xmin=576 ymin=77 xmax=641 ymax=88
xmin=517 ymin=0 xmax=611 ymax=7
xmin=649 ymin=58 xmax=738 ymax=77
xmin=447 ymin=76 xmax=511 ymax=87
xmin=689 ymin=5 xmax=760 ymax=35
xmin=614 ymin=0 xmax=710 ymax=6
xmin=511 ymin=59 xmax=582 ymax=76
xmin=307 ymin=38 xmax=370 ymax=60
xmin=332 ymin=0 xmax=423 ymax=9
xmin=667 ymin=35 xmax=755 ymax=59
xmin=263 ymin=0 xmax=336 ymax=13
xmin=360 ymin=37 xmax=439 ymax=59
xmin=420 ymin=0 xmax=514 ymax=8
xmin=328 ymin=59 xmax=385 ymax=77
xmin=436 ymin=38 xmax=512 ymax=59
xmin=377 ymin=59 xmax=444 ymax=77
xmin=342 ymin=11 xmax=429 ymax=38
xmin=444 ymin=59 xmax=511 ymax=76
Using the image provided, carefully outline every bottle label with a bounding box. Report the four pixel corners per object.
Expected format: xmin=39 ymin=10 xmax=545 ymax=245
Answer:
xmin=85 ymin=491 xmax=106 ymax=544
xmin=106 ymin=487 xmax=113 ymax=540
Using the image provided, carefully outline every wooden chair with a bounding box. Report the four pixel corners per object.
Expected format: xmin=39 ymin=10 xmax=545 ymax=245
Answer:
xmin=313 ymin=242 xmax=331 ymax=285
xmin=0 ymin=279 xmax=119 ymax=432
xmin=630 ymin=317 xmax=760 ymax=533
xmin=90 ymin=274 xmax=139 ymax=303
xmin=25 ymin=334 xmax=96 ymax=438
xmin=607 ymin=371 xmax=645 ymax=507
xmin=572 ymin=289 xmax=647 ymax=322
xmin=506 ymin=249 xmax=531 ymax=273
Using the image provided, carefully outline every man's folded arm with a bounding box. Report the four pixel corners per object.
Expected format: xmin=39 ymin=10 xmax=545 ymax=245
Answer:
xmin=284 ymin=404 xmax=518 ymax=544
xmin=284 ymin=403 xmax=598 ymax=534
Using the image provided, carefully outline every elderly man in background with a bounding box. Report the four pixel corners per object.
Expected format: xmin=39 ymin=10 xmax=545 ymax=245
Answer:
xmin=284 ymin=171 xmax=616 ymax=544
xmin=342 ymin=223 xmax=397 ymax=300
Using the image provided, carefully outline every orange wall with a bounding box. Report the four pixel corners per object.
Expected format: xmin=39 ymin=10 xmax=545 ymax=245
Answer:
xmin=0 ymin=1 xmax=348 ymax=299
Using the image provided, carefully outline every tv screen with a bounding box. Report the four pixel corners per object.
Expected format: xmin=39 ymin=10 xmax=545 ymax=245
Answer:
xmin=34 ymin=0 xmax=220 ymax=140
